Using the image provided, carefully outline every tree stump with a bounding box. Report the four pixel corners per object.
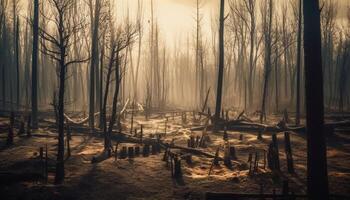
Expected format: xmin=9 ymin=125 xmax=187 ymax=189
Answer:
xmin=173 ymin=156 xmax=182 ymax=178
xmin=284 ymin=132 xmax=294 ymax=173
xmin=267 ymin=134 xmax=280 ymax=171
xmin=213 ymin=147 xmax=220 ymax=166
xmin=224 ymin=146 xmax=232 ymax=168
xmin=271 ymin=134 xmax=280 ymax=170
xmin=135 ymin=146 xmax=140 ymax=156
xmin=223 ymin=127 xmax=228 ymax=141
xmin=143 ymin=144 xmax=150 ymax=157
xmin=253 ymin=152 xmax=259 ymax=173
xmin=239 ymin=134 xmax=243 ymax=141
xmin=248 ymin=152 xmax=253 ymax=173
xmin=229 ymin=146 xmax=237 ymax=160
xmin=120 ymin=146 xmax=127 ymax=159
xmin=151 ymin=144 xmax=157 ymax=155
xmin=128 ymin=146 xmax=134 ymax=158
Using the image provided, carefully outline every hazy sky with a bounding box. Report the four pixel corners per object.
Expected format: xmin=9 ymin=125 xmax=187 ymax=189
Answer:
xmin=116 ymin=0 xmax=349 ymax=47
xmin=19 ymin=0 xmax=349 ymax=47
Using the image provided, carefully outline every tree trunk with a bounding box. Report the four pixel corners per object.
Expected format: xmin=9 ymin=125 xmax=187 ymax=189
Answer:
xmin=260 ymin=0 xmax=273 ymax=123
xmin=303 ymin=0 xmax=329 ymax=199
xmin=31 ymin=0 xmax=39 ymax=129
xmin=55 ymin=47 xmax=66 ymax=185
xmin=107 ymin=52 xmax=120 ymax=154
xmin=214 ymin=0 xmax=225 ymax=125
xmin=103 ymin=47 xmax=116 ymax=152
xmin=296 ymin=0 xmax=302 ymax=126
xmin=89 ymin=0 xmax=101 ymax=131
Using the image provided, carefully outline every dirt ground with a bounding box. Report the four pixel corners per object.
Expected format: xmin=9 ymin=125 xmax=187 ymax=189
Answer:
xmin=0 ymin=112 xmax=350 ymax=200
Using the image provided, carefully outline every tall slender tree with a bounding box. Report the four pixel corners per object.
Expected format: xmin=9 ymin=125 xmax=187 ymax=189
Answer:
xmin=303 ymin=0 xmax=329 ymax=199
xmin=295 ymin=0 xmax=302 ymax=125
xmin=214 ymin=0 xmax=225 ymax=125
xmin=260 ymin=0 xmax=273 ymax=123
xmin=31 ymin=0 xmax=39 ymax=129
xmin=40 ymin=0 xmax=88 ymax=184
xmin=89 ymin=0 xmax=101 ymax=131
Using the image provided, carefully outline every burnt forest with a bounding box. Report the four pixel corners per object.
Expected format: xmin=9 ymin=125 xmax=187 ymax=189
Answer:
xmin=0 ymin=0 xmax=350 ymax=199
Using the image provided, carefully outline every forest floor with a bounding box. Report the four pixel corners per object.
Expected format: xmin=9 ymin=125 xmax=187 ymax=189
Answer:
xmin=0 ymin=111 xmax=350 ymax=200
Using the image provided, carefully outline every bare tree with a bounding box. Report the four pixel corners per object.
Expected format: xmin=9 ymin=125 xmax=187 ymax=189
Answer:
xmin=295 ymin=0 xmax=302 ymax=125
xmin=303 ymin=0 xmax=329 ymax=198
xmin=214 ymin=0 xmax=225 ymax=125
xmin=89 ymin=0 xmax=102 ymax=131
xmin=260 ymin=0 xmax=273 ymax=123
xmin=39 ymin=0 xmax=88 ymax=184
xmin=31 ymin=0 xmax=39 ymax=128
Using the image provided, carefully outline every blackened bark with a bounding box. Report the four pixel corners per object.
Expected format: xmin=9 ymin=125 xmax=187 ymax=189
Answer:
xmin=107 ymin=53 xmax=120 ymax=154
xmin=31 ymin=0 xmax=39 ymax=129
xmin=303 ymin=0 xmax=329 ymax=199
xmin=296 ymin=0 xmax=302 ymax=126
xmin=55 ymin=48 xmax=66 ymax=184
xmin=214 ymin=0 xmax=225 ymax=124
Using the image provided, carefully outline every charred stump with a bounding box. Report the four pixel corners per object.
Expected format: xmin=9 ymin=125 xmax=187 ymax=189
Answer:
xmin=128 ymin=146 xmax=134 ymax=158
xmin=120 ymin=146 xmax=127 ymax=159
xmin=284 ymin=132 xmax=294 ymax=173
xmin=142 ymin=144 xmax=150 ymax=157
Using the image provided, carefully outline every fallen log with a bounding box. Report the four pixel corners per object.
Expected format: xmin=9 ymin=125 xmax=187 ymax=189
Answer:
xmin=64 ymin=112 xmax=99 ymax=125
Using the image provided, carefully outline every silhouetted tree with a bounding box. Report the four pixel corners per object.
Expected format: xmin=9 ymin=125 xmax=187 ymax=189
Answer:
xmin=39 ymin=0 xmax=88 ymax=184
xmin=303 ymin=0 xmax=329 ymax=199
xmin=214 ymin=0 xmax=225 ymax=125
xmin=31 ymin=0 xmax=39 ymax=128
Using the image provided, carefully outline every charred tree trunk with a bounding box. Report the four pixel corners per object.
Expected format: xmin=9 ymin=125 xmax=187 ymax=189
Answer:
xmin=55 ymin=52 xmax=66 ymax=184
xmin=89 ymin=0 xmax=101 ymax=131
xmin=31 ymin=0 xmax=39 ymax=129
xmin=103 ymin=47 xmax=116 ymax=152
xmin=15 ymin=15 xmax=20 ymax=110
xmin=214 ymin=0 xmax=225 ymax=126
xmin=107 ymin=52 xmax=120 ymax=155
xmin=260 ymin=0 xmax=273 ymax=123
xmin=296 ymin=0 xmax=302 ymax=126
xmin=303 ymin=0 xmax=329 ymax=199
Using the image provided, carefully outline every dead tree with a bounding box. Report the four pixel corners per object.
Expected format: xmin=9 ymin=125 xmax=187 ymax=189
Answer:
xmin=104 ymin=22 xmax=137 ymax=154
xmin=295 ymin=0 xmax=302 ymax=126
xmin=12 ymin=0 xmax=20 ymax=110
xmin=133 ymin=0 xmax=143 ymax=103
xmin=303 ymin=0 xmax=329 ymax=198
xmin=284 ymin=132 xmax=294 ymax=173
xmin=88 ymin=0 xmax=102 ymax=131
xmin=39 ymin=0 xmax=88 ymax=184
xmin=31 ymin=0 xmax=39 ymax=129
xmin=214 ymin=0 xmax=225 ymax=127
xmin=260 ymin=0 xmax=273 ymax=123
